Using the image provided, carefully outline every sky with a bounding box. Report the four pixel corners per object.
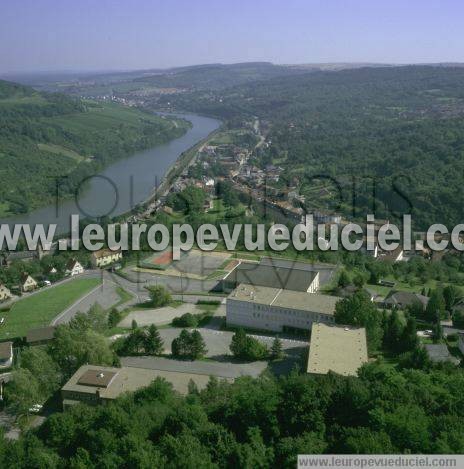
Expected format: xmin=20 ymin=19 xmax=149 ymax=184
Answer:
xmin=0 ymin=0 xmax=463 ymax=73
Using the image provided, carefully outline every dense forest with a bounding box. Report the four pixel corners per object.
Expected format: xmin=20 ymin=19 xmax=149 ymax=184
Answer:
xmin=1 ymin=363 xmax=463 ymax=467
xmin=156 ymin=65 xmax=464 ymax=229
xmin=0 ymin=80 xmax=189 ymax=216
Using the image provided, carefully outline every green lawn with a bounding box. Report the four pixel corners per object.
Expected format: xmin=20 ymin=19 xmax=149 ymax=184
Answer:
xmin=0 ymin=277 xmax=101 ymax=340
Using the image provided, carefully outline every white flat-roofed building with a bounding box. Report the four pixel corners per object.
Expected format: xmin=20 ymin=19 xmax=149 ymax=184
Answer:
xmin=226 ymin=283 xmax=339 ymax=332
xmin=307 ymin=323 xmax=368 ymax=376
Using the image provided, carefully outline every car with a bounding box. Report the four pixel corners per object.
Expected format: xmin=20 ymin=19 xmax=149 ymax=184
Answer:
xmin=423 ymin=330 xmax=433 ymax=336
xmin=43 ymin=280 xmax=52 ymax=287
xmin=0 ymin=318 xmax=4 ymax=325
xmin=28 ymin=404 xmax=43 ymax=413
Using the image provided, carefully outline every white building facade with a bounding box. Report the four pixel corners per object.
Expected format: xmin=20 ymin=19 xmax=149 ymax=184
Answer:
xmin=226 ymin=284 xmax=338 ymax=333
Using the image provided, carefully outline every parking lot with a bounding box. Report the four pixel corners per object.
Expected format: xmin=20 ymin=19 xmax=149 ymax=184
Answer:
xmin=119 ymin=303 xmax=223 ymax=328
xmin=121 ymin=355 xmax=267 ymax=379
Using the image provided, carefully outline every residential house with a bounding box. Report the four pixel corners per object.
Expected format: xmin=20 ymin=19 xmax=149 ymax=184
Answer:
xmin=424 ymin=344 xmax=460 ymax=365
xmin=0 ymin=284 xmax=12 ymax=302
xmin=91 ymin=249 xmax=123 ymax=268
xmin=1 ymin=246 xmax=46 ymax=267
xmin=378 ymin=246 xmax=405 ymax=263
xmin=20 ymin=273 xmax=38 ymax=293
xmin=203 ymin=198 xmax=214 ymax=212
xmin=45 ymin=266 xmax=58 ymax=276
xmin=65 ymin=259 xmax=84 ymax=276
xmin=382 ymin=291 xmax=429 ymax=310
xmin=458 ymin=332 xmax=464 ymax=356
xmin=0 ymin=342 xmax=13 ymax=369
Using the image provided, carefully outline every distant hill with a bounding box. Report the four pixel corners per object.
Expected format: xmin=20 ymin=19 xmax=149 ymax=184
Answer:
xmin=131 ymin=62 xmax=307 ymax=90
xmin=0 ymin=80 xmax=188 ymax=217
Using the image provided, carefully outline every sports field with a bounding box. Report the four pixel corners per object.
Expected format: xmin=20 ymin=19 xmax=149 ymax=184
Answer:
xmin=139 ymin=249 xmax=231 ymax=279
xmin=0 ymin=277 xmax=101 ymax=340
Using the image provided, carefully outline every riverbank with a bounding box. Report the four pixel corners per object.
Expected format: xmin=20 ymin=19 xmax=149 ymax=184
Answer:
xmin=0 ymin=113 xmax=221 ymax=234
xmin=0 ymin=98 xmax=189 ymax=219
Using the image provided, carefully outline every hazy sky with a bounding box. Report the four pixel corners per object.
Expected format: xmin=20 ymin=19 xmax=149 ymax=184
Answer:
xmin=1 ymin=0 xmax=463 ymax=73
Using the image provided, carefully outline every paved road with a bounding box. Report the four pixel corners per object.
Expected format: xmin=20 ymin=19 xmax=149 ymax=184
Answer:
xmin=51 ymin=276 xmax=129 ymax=325
xmin=121 ymin=355 xmax=267 ymax=379
xmin=119 ymin=303 xmax=218 ymax=328
xmin=117 ymin=325 xmax=308 ymax=358
xmin=119 ymin=325 xmax=308 ymax=378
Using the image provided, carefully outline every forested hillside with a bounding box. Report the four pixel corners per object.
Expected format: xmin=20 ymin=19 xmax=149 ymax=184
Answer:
xmin=1 ymin=363 xmax=463 ymax=466
xmin=157 ymin=66 xmax=464 ymax=228
xmin=0 ymin=80 xmax=189 ymax=216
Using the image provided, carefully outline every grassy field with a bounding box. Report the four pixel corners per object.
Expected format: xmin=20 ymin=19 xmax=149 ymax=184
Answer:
xmin=37 ymin=143 xmax=87 ymax=163
xmin=0 ymin=278 xmax=101 ymax=340
xmin=43 ymin=101 xmax=175 ymax=133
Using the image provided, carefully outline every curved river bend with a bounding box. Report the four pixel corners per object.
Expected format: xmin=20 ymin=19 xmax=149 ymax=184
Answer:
xmin=1 ymin=113 xmax=220 ymax=234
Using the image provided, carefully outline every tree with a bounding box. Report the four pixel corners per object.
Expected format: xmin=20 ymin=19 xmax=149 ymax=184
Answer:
xmin=337 ymin=270 xmax=350 ymax=288
xmin=172 ymin=312 xmax=198 ymax=328
xmin=19 ymin=347 xmax=61 ymax=398
xmin=334 ymin=291 xmax=383 ymax=353
xmin=69 ymin=303 xmax=107 ymax=333
xmin=400 ymin=317 xmax=419 ymax=353
xmin=433 ymin=320 xmax=443 ymax=343
xmin=146 ymin=285 xmax=172 ymax=308
xmin=353 ymin=273 xmax=365 ymax=288
xmin=230 ymin=329 xmax=268 ymax=361
xmin=452 ymin=310 xmax=464 ymax=329
xmin=108 ymin=308 xmax=122 ymax=328
xmin=425 ymin=289 xmax=445 ymax=322
xmin=144 ymin=324 xmax=164 ymax=355
xmin=230 ymin=328 xmax=247 ymax=358
xmin=167 ymin=185 xmax=206 ymax=214
xmin=50 ymin=325 xmax=115 ymax=377
xmin=188 ymin=330 xmax=206 ymax=359
xmin=6 ymin=369 xmax=42 ymax=417
xmin=125 ymin=327 xmax=147 ymax=355
xmin=172 ymin=329 xmax=190 ymax=357
xmin=384 ymin=309 xmax=404 ymax=353
xmin=399 ymin=346 xmax=431 ymax=370
xmin=443 ymin=285 xmax=461 ymax=312
xmin=270 ymin=337 xmax=284 ymax=360
xmin=216 ymin=180 xmax=239 ymax=207
xmin=171 ymin=329 xmax=207 ymax=359
xmin=407 ymin=300 xmax=425 ymax=320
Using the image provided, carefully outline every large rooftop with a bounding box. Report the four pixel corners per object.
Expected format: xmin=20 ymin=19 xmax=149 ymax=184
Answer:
xmin=62 ymin=365 xmax=232 ymax=398
xmin=224 ymin=261 xmax=318 ymax=292
xmin=307 ymin=323 xmax=368 ymax=376
xmin=228 ymin=283 xmax=339 ymax=315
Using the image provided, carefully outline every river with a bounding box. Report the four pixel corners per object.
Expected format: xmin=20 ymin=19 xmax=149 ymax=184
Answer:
xmin=0 ymin=113 xmax=220 ymax=234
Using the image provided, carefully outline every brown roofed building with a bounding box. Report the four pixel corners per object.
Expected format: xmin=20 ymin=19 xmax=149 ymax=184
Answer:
xmin=382 ymin=291 xmax=429 ymax=310
xmin=20 ymin=273 xmax=38 ymax=292
xmin=61 ymin=365 xmax=232 ymax=409
xmin=65 ymin=259 xmax=84 ymax=276
xmin=26 ymin=326 xmax=56 ymax=346
xmin=0 ymin=283 xmax=12 ymax=302
xmin=0 ymin=341 xmax=13 ymax=369
xmin=91 ymin=249 xmax=123 ymax=268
